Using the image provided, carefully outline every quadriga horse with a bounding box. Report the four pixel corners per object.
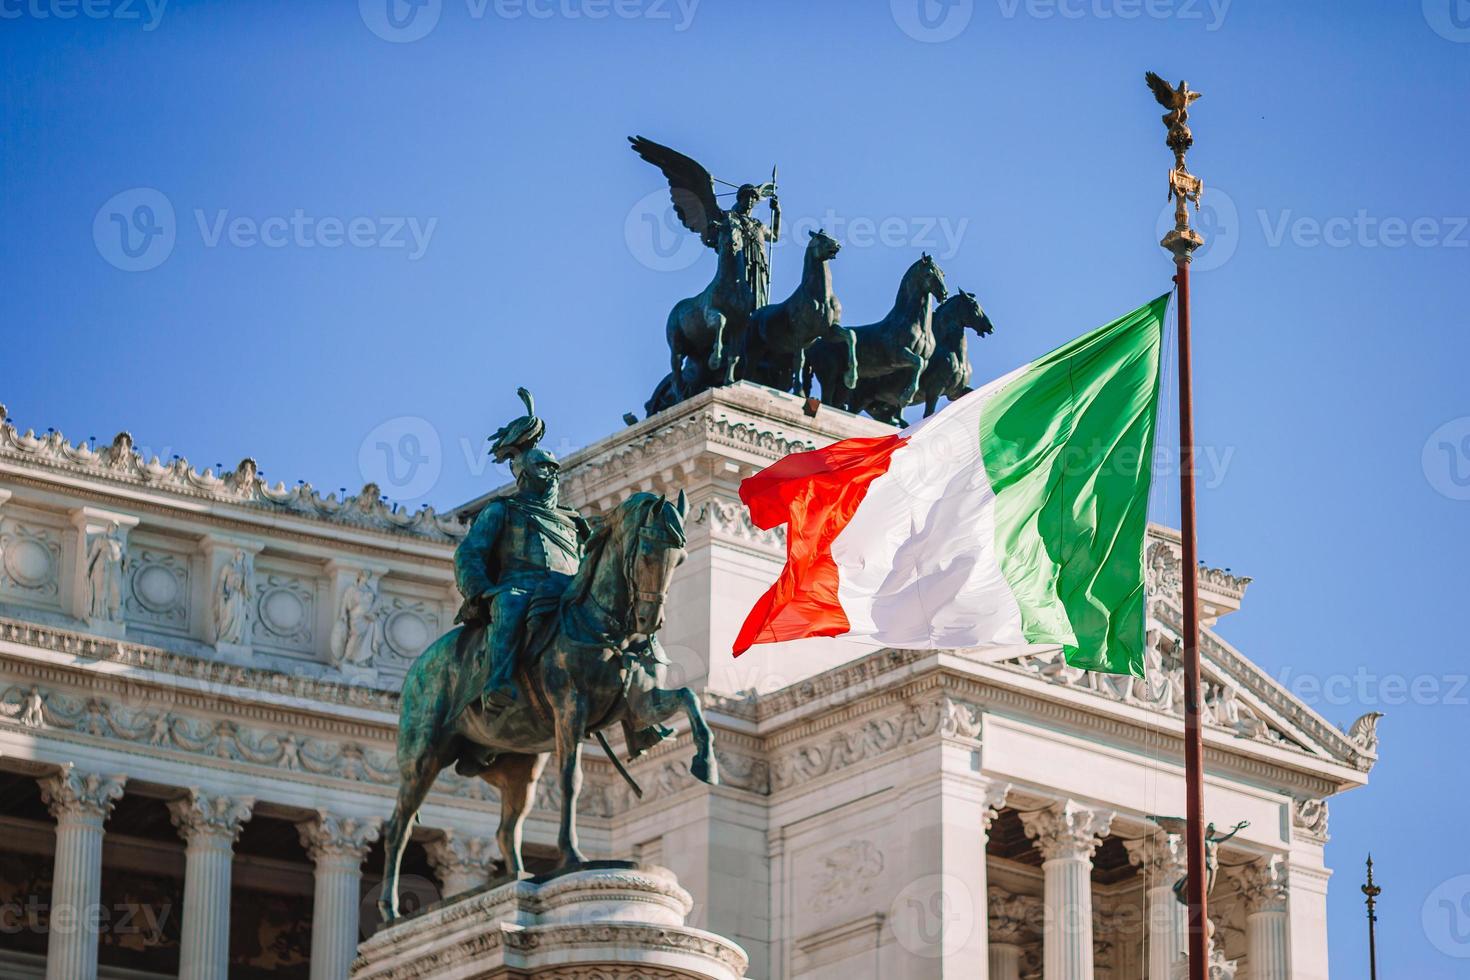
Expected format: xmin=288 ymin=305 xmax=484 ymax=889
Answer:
xmin=802 ymin=253 xmax=948 ymax=414
xmin=847 ymin=289 xmax=995 ymax=423
xmin=742 ymin=228 xmax=854 ymax=394
xmin=379 ymin=491 xmax=718 ymax=919
xmin=666 ymin=219 xmax=752 ymax=402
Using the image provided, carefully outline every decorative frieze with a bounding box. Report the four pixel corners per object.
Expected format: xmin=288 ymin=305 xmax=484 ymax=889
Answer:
xmin=768 ymin=692 xmax=982 ymax=793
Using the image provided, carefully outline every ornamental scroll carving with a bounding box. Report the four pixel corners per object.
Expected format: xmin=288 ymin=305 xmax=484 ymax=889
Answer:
xmin=0 ymin=408 xmax=465 ymax=542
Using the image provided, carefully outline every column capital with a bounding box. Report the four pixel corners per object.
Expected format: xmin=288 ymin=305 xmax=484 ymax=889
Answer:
xmin=981 ymin=779 xmax=1011 ymax=831
xmin=1019 ymin=800 xmax=1113 ymax=862
xmin=168 ymin=789 xmax=254 ymax=845
xmin=297 ymin=811 xmax=381 ymax=867
xmin=1124 ymin=831 xmax=1188 ymax=888
xmin=1233 ymin=854 xmax=1290 ymax=914
xmin=38 ymin=766 xmax=126 ymax=824
xmin=987 ymin=885 xmax=1042 ymax=945
xmin=424 ymin=831 xmax=498 ymax=884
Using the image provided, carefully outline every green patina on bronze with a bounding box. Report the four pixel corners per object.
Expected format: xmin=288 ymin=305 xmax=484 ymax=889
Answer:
xmin=379 ymin=390 xmax=718 ymax=920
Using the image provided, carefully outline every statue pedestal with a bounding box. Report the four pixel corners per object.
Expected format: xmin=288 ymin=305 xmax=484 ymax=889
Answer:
xmin=353 ymin=864 xmax=748 ymax=980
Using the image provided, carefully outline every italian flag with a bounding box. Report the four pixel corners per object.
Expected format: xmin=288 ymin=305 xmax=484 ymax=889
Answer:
xmin=732 ymin=295 xmax=1169 ymax=676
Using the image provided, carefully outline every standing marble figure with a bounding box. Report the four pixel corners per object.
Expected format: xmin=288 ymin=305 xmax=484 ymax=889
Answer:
xmin=84 ymin=521 xmax=127 ymax=621
xmin=214 ymin=549 xmax=253 ymax=644
xmin=330 ymin=569 xmax=380 ymax=667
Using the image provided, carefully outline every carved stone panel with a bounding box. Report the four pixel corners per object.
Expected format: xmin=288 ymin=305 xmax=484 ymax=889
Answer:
xmin=125 ymin=547 xmax=192 ymax=634
xmin=0 ymin=519 xmax=63 ymax=607
xmin=252 ymin=572 xmax=318 ymax=656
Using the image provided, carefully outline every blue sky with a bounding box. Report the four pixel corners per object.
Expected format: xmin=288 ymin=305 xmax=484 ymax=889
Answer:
xmin=2 ymin=0 xmax=1467 ymax=974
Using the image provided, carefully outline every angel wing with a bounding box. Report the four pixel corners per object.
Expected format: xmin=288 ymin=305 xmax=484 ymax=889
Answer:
xmin=628 ymin=135 xmax=724 ymax=245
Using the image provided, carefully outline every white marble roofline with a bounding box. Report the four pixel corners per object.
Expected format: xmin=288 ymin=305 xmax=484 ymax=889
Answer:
xmin=0 ymin=403 xmax=466 ymax=545
xmin=703 ymin=642 xmax=1371 ymax=797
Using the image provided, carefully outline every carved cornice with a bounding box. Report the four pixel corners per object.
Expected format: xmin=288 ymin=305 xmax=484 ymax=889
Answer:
xmin=167 ymin=788 xmax=254 ymax=844
xmin=38 ymin=765 xmax=126 ymax=823
xmin=0 ymin=406 xmax=465 ymax=542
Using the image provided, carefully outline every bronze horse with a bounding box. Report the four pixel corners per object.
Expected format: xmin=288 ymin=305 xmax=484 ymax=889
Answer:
xmin=847 ymin=289 xmax=994 ymax=423
xmin=665 ymin=219 xmax=752 ymax=402
xmin=379 ymin=491 xmax=717 ymax=919
xmin=742 ymin=228 xmax=854 ymax=394
xmin=802 ymin=253 xmax=948 ymax=415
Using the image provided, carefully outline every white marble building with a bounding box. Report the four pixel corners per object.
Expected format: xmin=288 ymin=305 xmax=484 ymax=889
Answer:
xmin=0 ymin=387 xmax=1377 ymax=979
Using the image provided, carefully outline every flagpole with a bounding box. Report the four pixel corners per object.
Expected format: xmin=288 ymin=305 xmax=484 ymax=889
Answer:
xmin=1149 ymin=69 xmax=1209 ymax=980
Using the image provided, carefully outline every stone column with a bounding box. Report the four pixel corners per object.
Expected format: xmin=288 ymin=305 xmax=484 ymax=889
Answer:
xmin=424 ymin=831 xmax=498 ymax=899
xmin=168 ymin=790 xmax=254 ymax=980
xmin=297 ymin=812 xmax=381 ymax=980
xmin=1019 ymin=800 xmax=1113 ymax=980
xmin=1235 ymin=856 xmax=1290 ymax=980
xmin=37 ymin=766 xmax=126 ymax=980
xmin=889 ymin=738 xmax=1006 ymax=977
xmin=1125 ymin=831 xmax=1189 ymax=978
xmin=987 ymin=887 xmax=1040 ymax=980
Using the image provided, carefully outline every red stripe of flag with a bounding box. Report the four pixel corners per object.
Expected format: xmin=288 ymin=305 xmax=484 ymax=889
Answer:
xmin=732 ymin=433 xmax=906 ymax=655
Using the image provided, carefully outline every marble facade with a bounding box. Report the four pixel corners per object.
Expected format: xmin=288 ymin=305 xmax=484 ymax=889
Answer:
xmin=0 ymin=388 xmax=1377 ymax=978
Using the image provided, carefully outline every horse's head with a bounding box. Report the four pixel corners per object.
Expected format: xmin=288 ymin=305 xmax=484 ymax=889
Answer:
xmin=807 ymin=228 xmax=841 ymax=262
xmin=712 ymin=218 xmax=746 ymax=257
xmin=913 ymin=252 xmax=949 ymax=305
xmin=949 ymin=289 xmax=995 ymax=339
xmin=624 ymin=489 xmax=688 ymax=637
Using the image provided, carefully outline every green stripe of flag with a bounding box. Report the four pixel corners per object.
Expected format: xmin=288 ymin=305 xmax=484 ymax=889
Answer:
xmin=980 ymin=294 xmax=1169 ymax=676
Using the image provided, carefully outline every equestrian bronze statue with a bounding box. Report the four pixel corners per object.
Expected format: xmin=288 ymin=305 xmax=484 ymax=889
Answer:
xmin=630 ymin=135 xmax=779 ymax=407
xmin=846 ymin=289 xmax=995 ymax=423
xmin=379 ymin=391 xmax=718 ymax=920
xmin=803 ymin=253 xmax=949 ymax=422
xmin=742 ymin=228 xmax=855 ymax=394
